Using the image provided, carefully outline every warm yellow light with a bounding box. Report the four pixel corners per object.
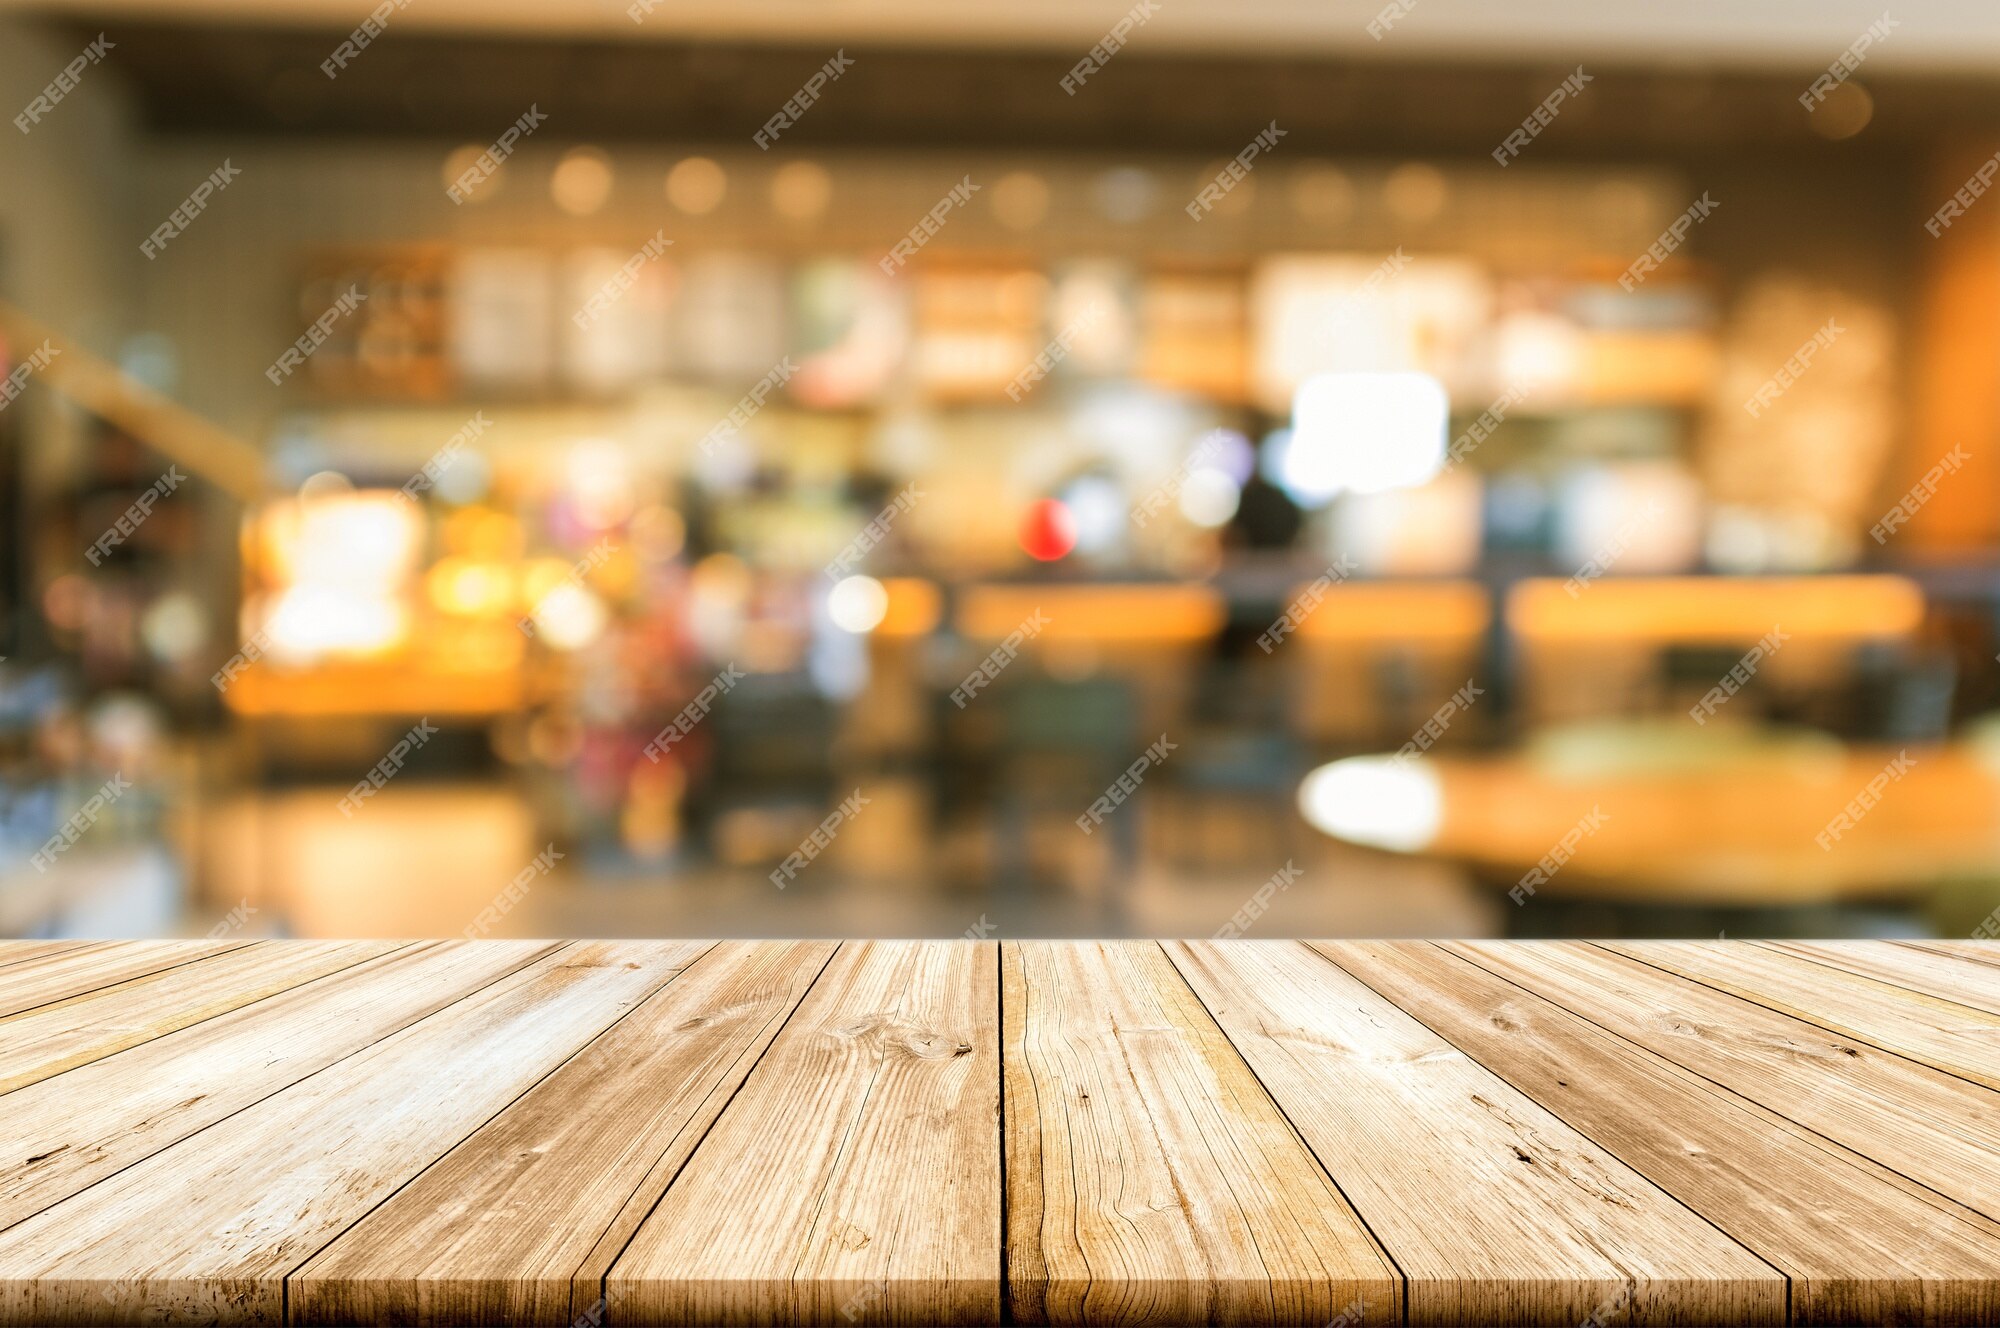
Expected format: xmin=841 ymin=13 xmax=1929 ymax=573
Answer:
xmin=275 ymin=492 xmax=422 ymax=590
xmin=527 ymin=582 xmax=609 ymax=651
xmin=1809 ymin=82 xmax=1874 ymax=141
xmin=565 ymin=440 xmax=635 ymax=529
xmin=552 ymin=147 xmax=614 ymax=216
xmin=444 ymin=507 xmax=522 ymax=561
xmin=876 ymin=578 xmax=944 ymax=638
xmin=666 ymin=156 xmax=727 ymax=214
xmin=631 ymin=505 xmax=687 ymax=561
xmin=522 ymin=557 xmax=581 ymax=606
xmin=957 ymin=584 xmax=1224 ymax=644
xmin=1507 ymin=576 xmax=1926 ymax=645
xmin=262 ymin=586 xmax=407 ymax=661
xmin=1290 ymin=163 xmax=1354 ymax=221
xmin=691 ymin=552 xmax=751 ymax=597
xmin=771 ymin=161 xmax=832 ymax=220
xmin=1287 ymin=581 xmax=1490 ymax=643
xmin=427 ymin=558 xmax=513 ymax=616
xmin=1383 ymin=162 xmax=1448 ymax=222
xmin=442 ymin=144 xmax=499 ymax=201
xmin=991 ymin=171 xmax=1051 ymax=230
xmin=251 ymin=492 xmax=423 ymax=661
xmin=688 ymin=553 xmax=753 ymax=654
xmin=333 ymin=504 xmax=419 ymax=579
xmin=592 ymin=545 xmax=638 ymax=600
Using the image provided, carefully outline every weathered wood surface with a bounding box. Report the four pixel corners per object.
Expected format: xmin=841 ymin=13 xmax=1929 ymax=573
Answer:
xmin=0 ymin=938 xmax=1994 ymax=1325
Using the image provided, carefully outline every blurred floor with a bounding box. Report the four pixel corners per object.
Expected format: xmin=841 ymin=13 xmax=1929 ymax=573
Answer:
xmin=192 ymin=783 xmax=1495 ymax=940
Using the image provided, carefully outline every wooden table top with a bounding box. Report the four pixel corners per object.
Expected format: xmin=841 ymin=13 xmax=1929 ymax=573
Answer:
xmin=0 ymin=938 xmax=1998 ymax=1325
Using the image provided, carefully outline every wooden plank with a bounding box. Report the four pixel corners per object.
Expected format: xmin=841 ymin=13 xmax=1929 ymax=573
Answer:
xmin=1450 ymin=941 xmax=2000 ymax=1220
xmin=0 ymin=941 xmax=400 ymax=1096
xmin=607 ymin=940 xmax=1000 ymax=1326
xmin=1166 ymin=940 xmax=1783 ymax=1326
xmin=1004 ymin=941 xmax=1399 ymax=1327
xmin=0 ymin=939 xmax=557 ymax=1233
xmin=1599 ymin=940 xmax=2000 ymax=1092
xmin=4 ymin=937 xmax=2000 ymax=1323
xmin=1760 ymin=940 xmax=2000 ymax=1018
xmin=0 ymin=941 xmax=248 ymax=1019
xmin=0 ymin=943 xmax=91 ymax=973
xmin=0 ymin=941 xmax=710 ymax=1325
xmin=1319 ymin=940 xmax=2000 ymax=1325
xmin=290 ymin=940 xmax=836 ymax=1327
xmin=1899 ymin=939 xmax=2000 ymax=972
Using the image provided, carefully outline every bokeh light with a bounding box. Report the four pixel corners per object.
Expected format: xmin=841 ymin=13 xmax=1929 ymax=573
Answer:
xmin=827 ymin=574 xmax=890 ymax=633
xmin=1018 ymin=499 xmax=1078 ymax=561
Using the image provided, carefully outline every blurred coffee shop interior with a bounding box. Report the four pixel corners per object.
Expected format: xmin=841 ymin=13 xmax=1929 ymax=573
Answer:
xmin=5 ymin=0 xmax=2000 ymax=942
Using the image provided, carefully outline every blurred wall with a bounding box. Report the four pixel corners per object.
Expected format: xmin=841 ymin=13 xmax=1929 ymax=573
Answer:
xmin=1907 ymin=140 xmax=2000 ymax=553
xmin=0 ymin=16 xmax=138 ymax=356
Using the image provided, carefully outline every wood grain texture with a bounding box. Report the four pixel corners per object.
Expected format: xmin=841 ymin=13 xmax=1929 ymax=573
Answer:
xmin=0 ymin=943 xmax=90 ymax=973
xmin=291 ymin=939 xmax=835 ymax=1327
xmin=0 ymin=939 xmax=1995 ymax=1324
xmin=1320 ymin=939 xmax=2000 ymax=1325
xmin=1167 ymin=940 xmax=1784 ymax=1326
xmin=1901 ymin=940 xmax=2000 ymax=971
xmin=607 ymin=940 xmax=1001 ymax=1326
xmin=0 ymin=941 xmax=709 ymax=1325
xmin=0 ymin=941 xmax=247 ymax=1019
xmin=0 ymin=939 xmax=556 ymax=1233
xmin=1451 ymin=941 xmax=2000 ymax=1221
xmin=0 ymin=940 xmax=398 ymax=1096
xmin=1601 ymin=940 xmax=2000 ymax=1091
xmin=1004 ymin=941 xmax=1398 ymax=1326
xmin=1761 ymin=939 xmax=2000 ymax=1017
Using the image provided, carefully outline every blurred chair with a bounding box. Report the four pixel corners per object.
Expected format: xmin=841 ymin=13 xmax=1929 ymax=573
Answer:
xmin=1280 ymin=580 xmax=1491 ymax=749
xmin=701 ymin=671 xmax=840 ymax=842
xmin=1844 ymin=642 xmax=1958 ymax=742
xmin=954 ymin=582 xmax=1223 ymax=735
xmin=1661 ymin=643 xmax=1760 ymax=721
xmin=949 ymin=580 xmax=1226 ymax=916
xmin=1157 ymin=657 xmax=1307 ymax=871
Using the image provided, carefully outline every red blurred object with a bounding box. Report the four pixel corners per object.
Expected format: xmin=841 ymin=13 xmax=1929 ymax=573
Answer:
xmin=1018 ymin=498 xmax=1077 ymax=561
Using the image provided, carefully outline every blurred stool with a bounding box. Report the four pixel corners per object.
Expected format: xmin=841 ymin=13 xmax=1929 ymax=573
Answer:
xmin=1161 ymin=657 xmax=1305 ymax=870
xmin=702 ymin=672 xmax=839 ymax=839
xmin=992 ymin=675 xmax=1140 ymax=926
xmin=1157 ymin=730 xmax=1303 ymax=872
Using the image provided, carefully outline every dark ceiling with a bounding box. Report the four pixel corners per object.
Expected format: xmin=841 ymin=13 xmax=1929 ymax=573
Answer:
xmin=44 ymin=19 xmax=2000 ymax=168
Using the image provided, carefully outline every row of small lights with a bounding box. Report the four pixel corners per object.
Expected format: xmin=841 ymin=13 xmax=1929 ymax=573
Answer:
xmin=439 ymin=148 xmax=1528 ymax=228
xmin=445 ymin=74 xmax=1878 ymax=225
